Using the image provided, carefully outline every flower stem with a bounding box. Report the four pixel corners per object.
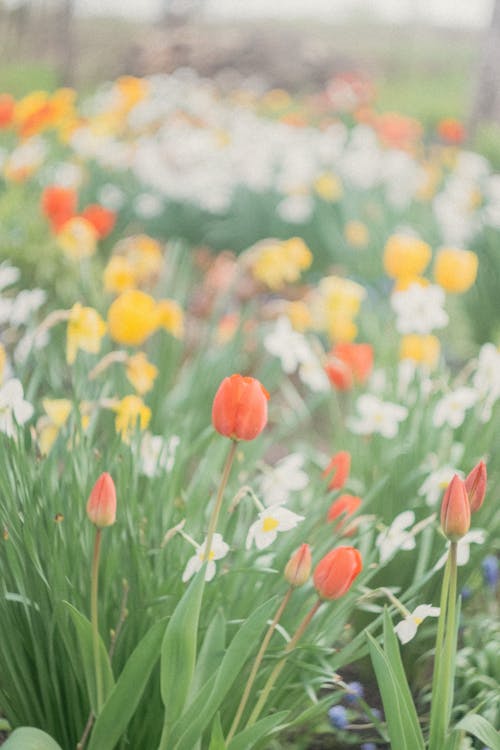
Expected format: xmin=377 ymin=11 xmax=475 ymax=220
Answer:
xmin=441 ymin=542 xmax=458 ymax=733
xmin=428 ymin=544 xmax=453 ymax=750
xmin=90 ymin=528 xmax=104 ymax=714
xmin=226 ymin=587 xmax=294 ymax=743
xmin=245 ymin=598 xmax=322 ymax=729
xmin=204 ymin=439 xmax=237 ymax=560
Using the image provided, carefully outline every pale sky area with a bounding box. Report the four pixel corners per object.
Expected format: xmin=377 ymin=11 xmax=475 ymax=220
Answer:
xmin=74 ymin=0 xmax=494 ymax=27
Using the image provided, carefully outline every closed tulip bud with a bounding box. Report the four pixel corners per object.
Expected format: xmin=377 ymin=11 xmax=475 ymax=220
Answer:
xmin=322 ymin=450 xmax=351 ymax=490
xmin=212 ymin=374 xmax=269 ymax=441
xmin=464 ymin=460 xmax=487 ymax=513
xmin=313 ymin=546 xmax=362 ymax=600
xmin=440 ymin=474 xmax=470 ymax=541
xmin=284 ymin=543 xmax=312 ymax=587
xmin=86 ymin=473 xmax=116 ymax=528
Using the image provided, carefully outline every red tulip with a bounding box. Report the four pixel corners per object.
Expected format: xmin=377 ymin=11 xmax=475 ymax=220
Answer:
xmin=322 ymin=450 xmax=351 ymax=490
xmin=80 ymin=204 xmax=116 ymax=239
xmin=313 ymin=546 xmax=362 ymax=600
xmin=0 ymin=94 xmax=15 ymax=128
xmin=41 ymin=186 xmax=77 ymax=231
xmin=212 ymin=374 xmax=269 ymax=441
xmin=464 ymin=460 xmax=487 ymax=513
xmin=440 ymin=474 xmax=470 ymax=541
xmin=86 ymin=473 xmax=117 ymax=528
xmin=325 ymin=343 xmax=373 ymax=391
xmin=327 ymin=494 xmax=362 ymax=535
xmin=284 ymin=543 xmax=312 ymax=587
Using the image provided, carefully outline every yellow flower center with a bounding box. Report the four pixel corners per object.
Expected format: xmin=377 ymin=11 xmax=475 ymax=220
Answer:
xmin=262 ymin=517 xmax=279 ymax=533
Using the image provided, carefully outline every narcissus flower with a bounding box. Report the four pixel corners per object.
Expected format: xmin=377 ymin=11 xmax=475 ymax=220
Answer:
xmin=107 ymin=290 xmax=159 ymax=346
xmin=323 ymin=451 xmax=351 ymax=490
xmin=66 ymin=303 xmax=106 ymax=364
xmin=284 ymin=543 xmax=312 ymax=587
xmin=113 ymin=395 xmax=151 ymax=442
xmin=86 ymin=472 xmax=116 ymax=528
xmin=400 ymin=334 xmax=440 ymax=369
xmin=104 ymin=255 xmax=136 ymax=293
xmin=433 ymin=248 xmax=478 ymax=293
xmin=383 ymin=234 xmax=431 ymax=281
xmin=80 ymin=204 xmax=116 ymax=239
xmin=156 ymin=299 xmax=184 ymax=338
xmin=327 ymin=494 xmax=362 ymax=535
xmin=394 ymin=604 xmax=440 ymax=644
xmin=464 ymin=460 xmax=487 ymax=513
xmin=440 ymin=474 xmax=471 ymax=541
xmin=57 ymin=217 xmax=98 ymax=260
xmin=38 ymin=398 xmax=72 ymax=455
xmin=126 ymin=352 xmax=158 ymax=395
xmin=212 ymin=374 xmax=269 ymax=441
xmin=0 ymin=378 xmax=34 ymax=437
xmin=344 ymin=220 xmax=369 ymax=248
xmin=246 ymin=504 xmax=304 ymax=549
xmin=182 ymin=533 xmax=229 ymax=583
xmin=251 ymin=237 xmax=312 ymax=290
xmin=314 ymin=172 xmax=343 ymax=202
xmin=313 ymin=545 xmax=362 ymax=600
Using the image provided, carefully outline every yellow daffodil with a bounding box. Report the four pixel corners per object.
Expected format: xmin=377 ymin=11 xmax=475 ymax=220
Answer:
xmin=433 ymin=248 xmax=478 ymax=293
xmin=311 ymin=275 xmax=366 ymax=343
xmin=287 ymin=300 xmax=313 ymax=332
xmin=66 ymin=303 xmax=107 ymax=365
xmin=0 ymin=343 xmax=6 ymax=382
xmin=113 ymin=395 xmax=151 ymax=442
xmin=114 ymin=235 xmax=163 ymax=284
xmin=38 ymin=398 xmax=72 ymax=455
xmin=107 ymin=290 xmax=159 ymax=346
xmin=57 ymin=217 xmax=98 ymax=260
xmin=251 ymin=237 xmax=312 ymax=290
xmin=156 ymin=299 xmax=184 ymax=338
xmin=104 ymin=256 xmax=136 ymax=294
xmin=400 ymin=334 xmax=440 ymax=368
xmin=393 ymin=275 xmax=430 ymax=291
xmin=126 ymin=353 xmax=158 ymax=395
xmin=383 ymin=235 xmax=431 ymax=280
xmin=314 ymin=173 xmax=343 ymax=202
xmin=344 ymin=221 xmax=369 ymax=248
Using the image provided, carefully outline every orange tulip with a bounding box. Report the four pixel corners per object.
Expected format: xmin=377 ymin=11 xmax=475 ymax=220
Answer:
xmin=41 ymin=186 xmax=77 ymax=231
xmin=464 ymin=460 xmax=487 ymax=513
xmin=322 ymin=450 xmax=351 ymax=490
xmin=437 ymin=118 xmax=465 ymax=145
xmin=440 ymin=475 xmax=470 ymax=541
xmin=325 ymin=342 xmax=373 ymax=390
xmin=0 ymin=94 xmax=15 ymax=128
xmin=212 ymin=374 xmax=269 ymax=441
xmin=313 ymin=546 xmax=362 ymax=600
xmin=327 ymin=494 xmax=362 ymax=535
xmin=284 ymin=543 xmax=312 ymax=587
xmin=86 ymin=473 xmax=117 ymax=528
xmin=80 ymin=204 xmax=116 ymax=239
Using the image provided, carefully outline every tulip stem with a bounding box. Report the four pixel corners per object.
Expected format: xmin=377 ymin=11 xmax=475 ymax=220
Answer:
xmin=246 ymin=597 xmax=322 ymax=729
xmin=204 ymin=439 xmax=237 ymax=562
xmin=90 ymin=528 xmax=104 ymax=714
xmin=441 ymin=542 xmax=458 ymax=733
xmin=226 ymin=587 xmax=294 ymax=743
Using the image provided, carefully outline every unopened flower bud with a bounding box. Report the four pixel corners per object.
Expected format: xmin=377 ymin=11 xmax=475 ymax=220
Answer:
xmin=464 ymin=460 xmax=487 ymax=513
xmin=313 ymin=546 xmax=362 ymax=600
xmin=86 ymin=472 xmax=116 ymax=528
xmin=284 ymin=543 xmax=312 ymax=587
xmin=440 ymin=474 xmax=470 ymax=541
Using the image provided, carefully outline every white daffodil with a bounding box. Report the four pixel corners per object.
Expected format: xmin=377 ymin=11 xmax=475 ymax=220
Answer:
xmin=182 ymin=533 xmax=229 ymax=583
xmin=139 ymin=432 xmax=180 ymax=478
xmin=246 ymin=504 xmax=304 ymax=550
xmin=418 ymin=466 xmax=464 ymax=507
xmin=260 ymin=453 xmax=309 ymax=506
xmin=298 ymin=354 xmax=330 ymax=392
xmin=277 ymin=194 xmax=314 ymax=224
xmin=348 ymin=394 xmax=408 ymax=438
xmin=391 ymin=283 xmax=449 ymax=335
xmin=394 ymin=604 xmax=440 ymax=644
xmin=473 ymin=343 xmax=500 ymax=422
xmin=0 ymin=379 xmax=34 ymax=437
xmin=376 ymin=511 xmax=417 ymax=564
xmin=433 ymin=388 xmax=477 ymax=429
xmin=0 ymin=262 xmax=20 ymax=291
xmin=263 ymin=317 xmax=311 ymax=374
xmin=434 ymin=530 xmax=486 ymax=571
xmin=9 ymin=289 xmax=46 ymax=326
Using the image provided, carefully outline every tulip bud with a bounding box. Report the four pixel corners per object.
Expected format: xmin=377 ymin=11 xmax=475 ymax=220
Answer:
xmin=86 ymin=473 xmax=117 ymax=528
xmin=313 ymin=546 xmax=362 ymax=600
xmin=284 ymin=543 xmax=312 ymax=587
xmin=327 ymin=494 xmax=362 ymax=535
xmin=440 ymin=474 xmax=470 ymax=541
xmin=212 ymin=374 xmax=269 ymax=441
xmin=322 ymin=451 xmax=351 ymax=490
xmin=464 ymin=460 xmax=487 ymax=513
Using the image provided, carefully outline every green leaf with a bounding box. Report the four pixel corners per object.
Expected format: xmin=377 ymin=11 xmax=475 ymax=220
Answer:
xmin=227 ymin=711 xmax=289 ymax=750
xmin=189 ymin=609 xmax=226 ymax=700
xmin=455 ymin=714 xmax=500 ymax=750
xmin=174 ymin=597 xmax=278 ymax=750
xmin=160 ymin=569 xmax=206 ymax=736
xmin=208 ymin=714 xmax=226 ymax=750
xmin=87 ymin=619 xmax=166 ymax=750
xmin=2 ymin=728 xmax=63 ymax=750
xmin=62 ymin=602 xmax=115 ymax=716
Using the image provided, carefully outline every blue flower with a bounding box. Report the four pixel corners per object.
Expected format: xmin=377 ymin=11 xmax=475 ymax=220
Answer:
xmin=345 ymin=680 xmax=365 ymax=704
xmin=481 ymin=555 xmax=499 ymax=590
xmin=361 ymin=744 xmax=377 ymax=750
xmin=328 ymin=704 xmax=348 ymax=729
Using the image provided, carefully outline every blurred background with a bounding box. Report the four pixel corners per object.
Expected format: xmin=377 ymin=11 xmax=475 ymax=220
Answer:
xmin=1 ymin=0 xmax=500 ymax=163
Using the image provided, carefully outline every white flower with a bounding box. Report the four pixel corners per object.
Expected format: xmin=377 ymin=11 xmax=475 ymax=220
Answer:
xmin=435 ymin=530 xmax=486 ymax=570
xmin=134 ymin=193 xmax=163 ymax=218
xmin=418 ymin=466 xmax=464 ymax=506
xmin=433 ymin=388 xmax=477 ymax=429
xmin=376 ymin=511 xmax=416 ymax=563
xmin=139 ymin=433 xmax=180 ymax=478
xmin=9 ymin=289 xmax=46 ymax=326
xmin=263 ymin=317 xmax=312 ymax=374
xmin=260 ymin=453 xmax=309 ymax=506
xmin=98 ymin=183 xmax=125 ymax=210
xmin=391 ymin=284 xmax=449 ymax=335
xmin=182 ymin=533 xmax=229 ymax=583
xmin=394 ymin=604 xmax=440 ymax=644
xmin=276 ymin=194 xmax=313 ymax=224
xmin=0 ymin=263 xmax=20 ymax=291
xmin=14 ymin=329 xmax=49 ymax=365
xmin=348 ymin=394 xmax=408 ymax=438
xmin=298 ymin=355 xmax=330 ymax=392
xmin=0 ymin=297 xmax=13 ymax=325
xmin=246 ymin=504 xmax=304 ymax=550
xmin=473 ymin=343 xmax=500 ymax=422
xmin=0 ymin=379 xmax=34 ymax=437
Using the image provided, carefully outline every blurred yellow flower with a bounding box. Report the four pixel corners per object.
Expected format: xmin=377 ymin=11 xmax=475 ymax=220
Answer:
xmin=252 ymin=237 xmax=312 ymax=290
xmin=113 ymin=395 xmax=151 ymax=442
xmin=126 ymin=353 xmax=158 ymax=395
xmin=38 ymin=398 xmax=72 ymax=455
xmin=104 ymin=256 xmax=136 ymax=294
xmin=311 ymin=275 xmax=366 ymax=343
xmin=328 ymin=316 xmax=358 ymax=343
xmin=314 ymin=173 xmax=343 ymax=202
xmin=383 ymin=235 xmax=431 ymax=280
xmin=400 ymin=334 xmax=440 ymax=368
xmin=344 ymin=221 xmax=369 ymax=248
xmin=57 ymin=217 xmax=98 ymax=260
xmin=115 ymin=76 xmax=150 ymax=111
xmin=66 ymin=303 xmax=107 ymax=364
xmin=287 ymin=300 xmax=313 ymax=332
xmin=156 ymin=299 xmax=184 ymax=338
xmin=433 ymin=248 xmax=478 ymax=293
xmin=114 ymin=235 xmax=163 ymax=284
xmin=0 ymin=343 xmax=5 ymax=382
xmin=107 ymin=290 xmax=159 ymax=346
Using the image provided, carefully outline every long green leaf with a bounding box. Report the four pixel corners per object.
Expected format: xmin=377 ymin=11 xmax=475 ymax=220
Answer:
xmin=88 ymin=619 xmax=166 ymax=750
xmin=208 ymin=714 xmax=226 ymax=750
xmin=455 ymin=714 xmax=500 ymax=750
xmin=2 ymin=728 xmax=63 ymax=750
xmin=189 ymin=609 xmax=226 ymax=700
xmin=227 ymin=711 xmax=289 ymax=750
xmin=367 ymin=632 xmax=410 ymax=750
xmin=62 ymin=602 xmax=115 ymax=716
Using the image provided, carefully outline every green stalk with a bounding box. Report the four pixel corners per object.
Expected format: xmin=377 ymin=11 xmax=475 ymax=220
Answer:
xmin=440 ymin=542 xmax=458 ymax=735
xmin=226 ymin=587 xmax=293 ymax=743
xmin=204 ymin=439 xmax=237 ymax=560
xmin=90 ymin=528 xmax=103 ymax=714
xmin=245 ymin=598 xmax=322 ymax=729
